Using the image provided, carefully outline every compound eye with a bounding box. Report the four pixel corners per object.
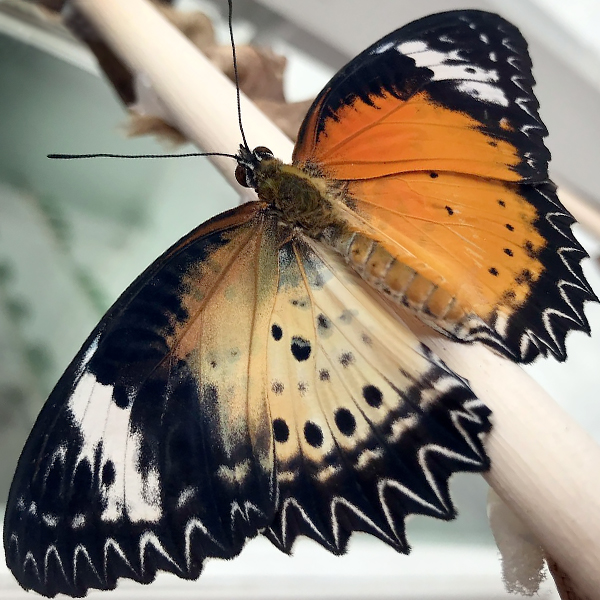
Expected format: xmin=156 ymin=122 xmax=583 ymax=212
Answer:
xmin=253 ymin=146 xmax=274 ymax=160
xmin=235 ymin=164 xmax=251 ymax=187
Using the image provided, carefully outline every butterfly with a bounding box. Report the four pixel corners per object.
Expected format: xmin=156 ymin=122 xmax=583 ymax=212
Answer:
xmin=4 ymin=9 xmax=596 ymax=598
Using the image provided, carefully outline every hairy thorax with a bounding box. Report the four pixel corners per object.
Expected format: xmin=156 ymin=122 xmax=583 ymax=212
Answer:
xmin=253 ymin=159 xmax=345 ymax=237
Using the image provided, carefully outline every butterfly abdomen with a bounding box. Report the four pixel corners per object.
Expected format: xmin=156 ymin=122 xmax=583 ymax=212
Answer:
xmin=329 ymin=229 xmax=471 ymax=331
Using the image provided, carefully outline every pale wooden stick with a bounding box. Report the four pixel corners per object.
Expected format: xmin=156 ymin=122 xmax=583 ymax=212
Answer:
xmin=70 ymin=1 xmax=600 ymax=597
xmin=71 ymin=0 xmax=293 ymax=183
xmin=546 ymin=553 xmax=589 ymax=600
xmin=560 ymin=187 xmax=600 ymax=242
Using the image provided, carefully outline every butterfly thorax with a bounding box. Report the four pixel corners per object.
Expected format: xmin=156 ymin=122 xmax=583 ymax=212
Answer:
xmin=254 ymin=158 xmax=343 ymax=237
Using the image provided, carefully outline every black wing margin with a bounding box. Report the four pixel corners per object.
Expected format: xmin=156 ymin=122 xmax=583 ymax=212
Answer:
xmin=504 ymin=182 xmax=597 ymax=362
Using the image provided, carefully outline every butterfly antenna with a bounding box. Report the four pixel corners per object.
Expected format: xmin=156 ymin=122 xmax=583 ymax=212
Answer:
xmin=227 ymin=0 xmax=250 ymax=152
xmin=48 ymin=152 xmax=238 ymax=160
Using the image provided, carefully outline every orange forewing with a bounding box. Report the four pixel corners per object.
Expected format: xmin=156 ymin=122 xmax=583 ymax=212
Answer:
xmin=294 ymin=91 xmax=522 ymax=182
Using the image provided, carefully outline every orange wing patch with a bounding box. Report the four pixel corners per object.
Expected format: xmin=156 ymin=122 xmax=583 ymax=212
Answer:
xmin=324 ymin=171 xmax=548 ymax=354
xmin=295 ymin=91 xmax=522 ymax=182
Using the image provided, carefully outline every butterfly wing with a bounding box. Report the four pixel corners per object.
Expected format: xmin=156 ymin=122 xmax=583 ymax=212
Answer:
xmin=4 ymin=200 xmax=491 ymax=596
xmin=293 ymin=10 xmax=597 ymax=362
xmin=3 ymin=202 xmax=280 ymax=597
xmin=262 ymin=234 xmax=490 ymax=554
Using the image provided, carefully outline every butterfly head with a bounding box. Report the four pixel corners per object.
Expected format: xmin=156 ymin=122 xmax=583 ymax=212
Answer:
xmin=235 ymin=144 xmax=276 ymax=190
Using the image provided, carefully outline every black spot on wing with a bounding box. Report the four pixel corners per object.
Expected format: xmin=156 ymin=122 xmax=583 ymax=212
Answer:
xmin=363 ymin=384 xmax=383 ymax=408
xmin=112 ymin=386 xmax=130 ymax=409
xmin=515 ymin=269 xmax=532 ymax=284
xmin=339 ymin=309 xmax=357 ymax=324
xmin=304 ymin=422 xmax=324 ymax=448
xmin=339 ymin=352 xmax=355 ymax=367
xmin=291 ymin=336 xmax=312 ymax=362
xmin=317 ymin=314 xmax=331 ymax=332
xmin=524 ymin=240 xmax=536 ymax=257
xmin=273 ymin=419 xmax=290 ymax=443
xmin=101 ymin=461 xmax=116 ymax=487
xmin=291 ymin=298 xmax=309 ymax=309
xmin=334 ymin=408 xmax=356 ymax=436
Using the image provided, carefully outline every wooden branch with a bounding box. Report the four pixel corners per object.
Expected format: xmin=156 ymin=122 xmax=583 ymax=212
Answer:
xmin=70 ymin=1 xmax=600 ymax=598
xmin=560 ymin=187 xmax=600 ymax=242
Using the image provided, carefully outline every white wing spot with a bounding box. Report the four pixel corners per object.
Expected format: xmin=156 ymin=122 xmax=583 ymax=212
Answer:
xmin=217 ymin=461 xmax=251 ymax=485
xmin=42 ymin=514 xmax=58 ymax=528
xmin=371 ymin=40 xmax=395 ymax=55
xmin=74 ymin=334 xmax=100 ymax=380
xmin=388 ymin=415 xmax=419 ymax=442
xmin=456 ymin=81 xmax=509 ymax=105
xmin=67 ymin=373 xmax=162 ymax=524
xmin=177 ymin=486 xmax=197 ymax=508
xmin=71 ymin=514 xmax=86 ymax=529
xmin=356 ymin=447 xmax=383 ymax=470
xmin=397 ymin=40 xmax=428 ymax=54
xmin=396 ymin=40 xmax=508 ymax=106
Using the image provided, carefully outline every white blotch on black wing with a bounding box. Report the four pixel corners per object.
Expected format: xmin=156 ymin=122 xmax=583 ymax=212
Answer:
xmin=66 ymin=372 xmax=162 ymax=524
xmin=396 ymin=40 xmax=508 ymax=106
